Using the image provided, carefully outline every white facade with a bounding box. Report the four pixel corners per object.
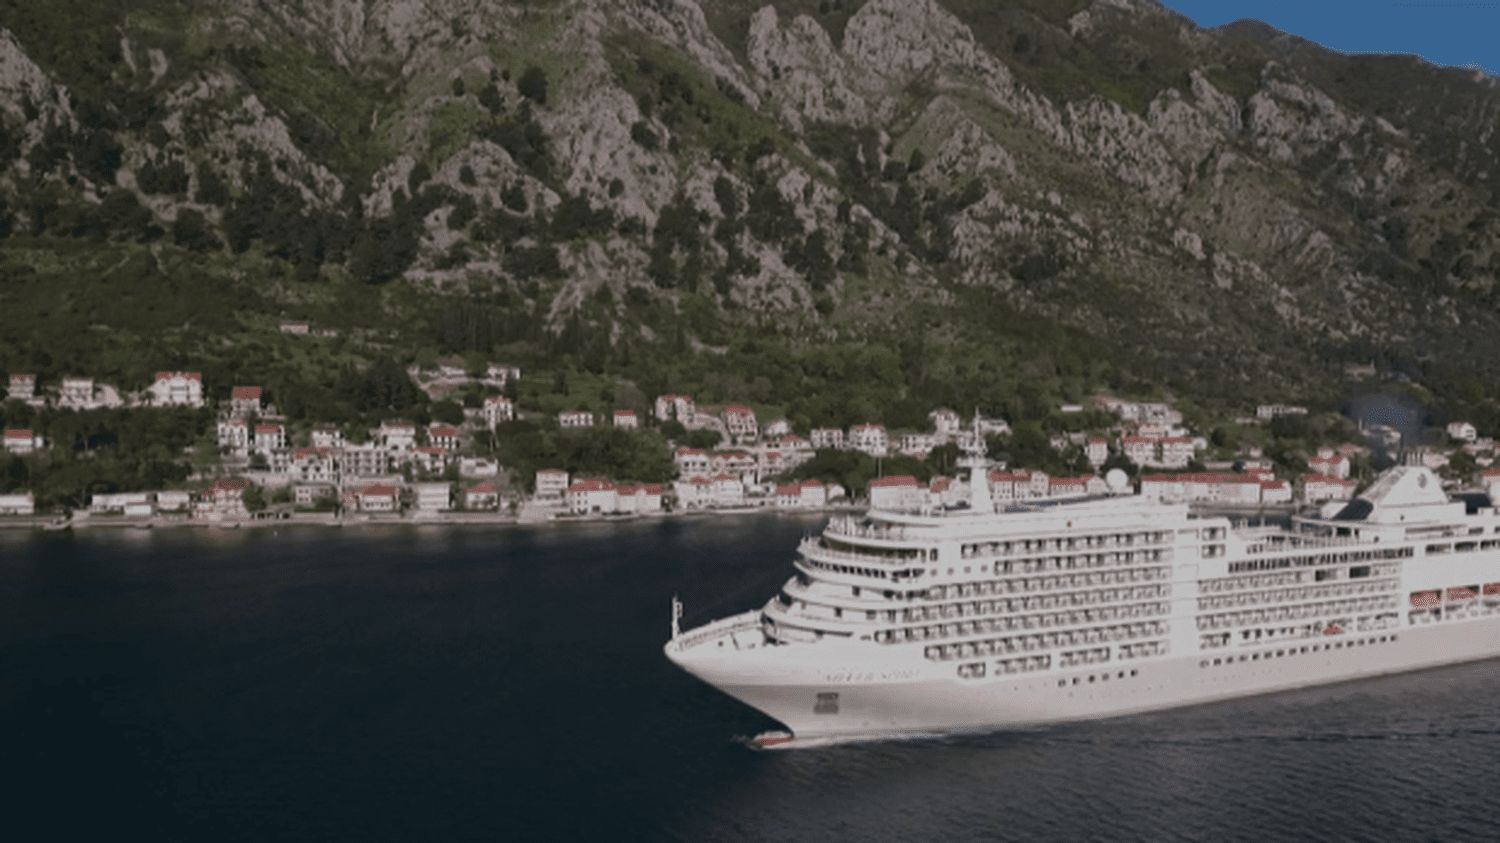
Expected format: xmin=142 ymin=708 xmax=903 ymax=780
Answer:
xmin=149 ymin=371 xmax=204 ymax=407
xmin=1447 ymin=422 xmax=1478 ymax=443
xmin=849 ymin=424 xmax=889 ymax=458
xmin=483 ymin=396 xmax=515 ymax=428
xmin=559 ymin=410 xmax=594 ymax=429
xmin=0 ymin=493 xmax=35 ymax=515
xmin=613 ymin=410 xmax=639 ymax=429
xmin=535 ymin=469 xmax=570 ymax=500
xmin=810 ymin=428 xmax=845 ymax=450
xmin=414 ymin=482 xmax=452 ymax=511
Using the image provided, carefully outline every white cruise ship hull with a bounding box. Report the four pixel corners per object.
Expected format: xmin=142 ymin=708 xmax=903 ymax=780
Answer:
xmin=675 ymin=614 xmax=1500 ymax=741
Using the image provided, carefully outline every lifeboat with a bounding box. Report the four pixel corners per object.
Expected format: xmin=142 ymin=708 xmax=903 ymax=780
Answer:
xmin=1410 ymin=590 xmax=1441 ymax=610
xmin=750 ymin=731 xmax=795 ymax=750
xmin=1446 ymin=586 xmax=1478 ymax=604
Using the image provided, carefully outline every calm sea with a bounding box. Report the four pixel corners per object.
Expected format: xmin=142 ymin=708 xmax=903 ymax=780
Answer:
xmin=2 ymin=517 xmax=1497 ymax=842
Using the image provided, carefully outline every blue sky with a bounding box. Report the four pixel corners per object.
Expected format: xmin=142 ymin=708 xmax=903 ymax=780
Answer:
xmin=1158 ymin=1 xmax=1499 ymax=77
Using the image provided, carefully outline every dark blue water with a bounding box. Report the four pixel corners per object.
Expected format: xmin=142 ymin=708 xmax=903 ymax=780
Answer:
xmin=3 ymin=517 xmax=1498 ymax=841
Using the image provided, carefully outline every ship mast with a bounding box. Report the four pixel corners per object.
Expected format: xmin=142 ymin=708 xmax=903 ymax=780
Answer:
xmin=963 ymin=412 xmax=992 ymax=513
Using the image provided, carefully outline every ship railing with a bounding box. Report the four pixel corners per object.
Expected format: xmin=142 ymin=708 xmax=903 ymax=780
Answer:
xmin=799 ymin=537 xmax=924 ymax=566
xmin=824 ymin=516 xmax=913 ymax=542
xmin=667 ymin=609 xmax=763 ymax=652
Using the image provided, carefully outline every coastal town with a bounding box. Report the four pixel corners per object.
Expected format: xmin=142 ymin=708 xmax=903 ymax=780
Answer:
xmin=1 ymin=365 xmax=1497 ymax=529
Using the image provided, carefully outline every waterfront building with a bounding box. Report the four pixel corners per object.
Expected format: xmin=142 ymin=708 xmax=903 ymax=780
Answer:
xmin=616 ymin=484 xmax=665 ymax=514
xmin=0 ymin=492 xmax=36 ymax=515
xmin=535 ymin=469 xmax=570 ymax=501
xmin=414 ymin=482 xmax=452 ymax=512
xmin=568 ymin=479 xmax=618 ymax=514
xmin=1303 ymin=475 xmax=1358 ymax=503
xmin=465 ymin=482 xmax=501 ymax=511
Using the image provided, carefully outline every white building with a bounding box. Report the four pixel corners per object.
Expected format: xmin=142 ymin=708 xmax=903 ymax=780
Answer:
xmin=3 ymin=428 xmax=42 ymax=455
xmin=1447 ymin=421 xmax=1479 ymax=443
xmin=354 ymin=484 xmax=399 ymax=513
xmin=722 ymin=406 xmax=758 ymax=441
xmin=484 ymin=364 xmax=522 ymax=387
xmin=217 ymin=418 xmax=250 ymax=455
xmin=535 ymin=468 xmax=570 ymax=500
xmin=899 ymin=432 xmax=938 ymax=459
xmin=7 ymin=374 xmax=35 ymax=402
xmin=567 ymin=479 xmax=618 ymax=514
xmin=613 ymin=410 xmax=639 ymax=430
xmin=465 ymin=481 xmax=501 ymax=510
xmin=311 ymin=427 xmax=344 ymax=448
xmin=1257 ymin=404 xmax=1309 ymax=421
xmin=342 ymin=443 xmax=390 ymax=478
xmin=0 ymin=492 xmax=35 ymax=515
xmin=654 ymin=394 xmax=695 ymax=422
xmin=290 ymin=448 xmax=339 ymax=484
xmin=483 ymin=395 xmax=515 ymax=428
xmin=763 ymin=419 xmax=792 ymax=439
xmin=414 ymin=482 xmax=452 ymax=512
xmin=929 ymin=408 xmax=962 ymax=437
xmin=1307 ymin=450 xmax=1352 ymax=480
xmin=559 ymin=410 xmax=594 ymax=429
xmin=254 ymin=423 xmax=286 ymax=452
xmin=615 ymin=483 xmax=664 ymax=514
xmin=1085 ymin=437 xmax=1109 ymax=467
xmin=378 ymin=420 xmax=417 ymax=451
xmin=148 ymin=371 xmax=204 ymax=408
xmin=810 ymin=428 xmax=845 ymax=450
xmin=849 ymin=423 xmax=889 ymax=458
xmin=868 ymin=475 xmax=923 ymax=510
xmin=674 ymin=448 xmax=711 ymax=478
xmin=229 ymin=385 xmax=263 ymax=417
xmin=1302 ymin=475 xmax=1357 ymax=503
xmin=59 ymin=377 xmax=97 ymax=410
xmin=427 ymin=424 xmax=461 ymax=450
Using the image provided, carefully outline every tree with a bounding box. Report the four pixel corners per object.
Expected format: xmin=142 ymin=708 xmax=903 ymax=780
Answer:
xmin=243 ymin=485 xmax=267 ymax=512
xmin=172 ymin=209 xmax=220 ymax=251
xmin=517 ymin=65 xmax=548 ymax=105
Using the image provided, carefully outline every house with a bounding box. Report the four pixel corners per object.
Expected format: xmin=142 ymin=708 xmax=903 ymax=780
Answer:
xmin=775 ymin=480 xmax=828 ymax=509
xmin=149 ymin=371 xmax=204 ymax=407
xmin=59 ymin=377 xmax=97 ymax=410
xmin=459 ymin=457 xmax=500 ymax=478
xmin=217 ymin=418 xmax=250 ymax=455
xmin=558 ymin=410 xmax=594 ymax=429
xmin=1059 ymin=403 xmax=1085 ymax=414
xmin=674 ymin=448 xmax=711 ymax=478
xmin=465 ymin=481 xmax=501 ymax=511
xmin=763 ymin=418 xmax=792 ymax=438
xmin=254 ymin=423 xmax=286 ymax=451
xmin=229 ymin=385 xmax=263 ymax=417
xmin=722 ymin=405 xmax=758 ymax=440
xmin=1085 ymin=437 xmax=1109 ymax=467
xmin=355 ymin=484 xmax=400 ymax=513
xmin=290 ymin=448 xmax=339 ymax=484
xmin=378 ymin=420 xmax=417 ymax=451
xmin=1159 ymin=437 xmax=1195 ymax=469
xmin=412 ymin=446 xmax=451 ymax=474
xmin=654 ymin=394 xmax=695 ymax=422
xmin=1122 ymin=435 xmax=1157 ymax=467
xmin=929 ymin=408 xmax=962 ymax=437
xmin=1260 ymin=479 xmax=1293 ymax=504
xmin=484 ymin=364 xmax=522 ymax=387
xmin=849 ymin=423 xmax=889 ymax=457
xmin=279 ymin=320 xmax=311 ymax=335
xmin=427 ymin=423 xmax=461 ymax=450
xmin=774 ymin=482 xmax=804 ymax=508
xmin=91 ymin=492 xmax=151 ymax=515
xmin=293 ymin=484 xmax=336 ymax=508
xmin=1257 ymin=404 xmax=1309 ymax=420
xmin=1302 ymin=475 xmax=1357 ymax=503
xmin=1307 ymin=450 xmax=1351 ymax=480
xmin=342 ymin=443 xmax=390 ymax=478
xmin=1447 ymin=421 xmax=1479 ymax=443
xmin=616 ymin=483 xmax=664 ymax=514
xmin=1479 ymin=468 xmax=1500 ymax=497
xmin=535 ymin=468 xmax=570 ymax=500
xmin=797 ymin=480 xmax=828 ymax=508
xmin=306 ymin=427 xmax=341 ymax=449
xmin=482 ymin=395 xmax=515 ymax=428
xmin=711 ymin=450 xmax=756 ymax=481
xmin=155 ymin=490 xmax=192 ymax=512
xmin=612 ymin=410 xmax=639 ymax=430
xmin=7 ymin=374 xmax=35 ymax=401
xmin=196 ymin=478 xmax=250 ymax=519
xmin=3 ymin=428 xmax=42 ymax=455
xmin=1048 ymin=475 xmax=1105 ymax=498
xmin=899 ymin=432 xmax=938 ymax=459
xmin=0 ymin=493 xmax=36 ymax=516
xmin=987 ymin=470 xmax=1033 ymax=503
xmin=567 ymin=479 xmax=618 ymax=514
xmin=414 ymin=482 xmax=452 ymax=512
xmin=674 ymin=477 xmax=713 ymax=510
xmin=709 ymin=474 xmax=744 ymax=507
xmin=810 ymin=428 xmax=845 ymax=450
xmin=868 ymin=475 xmax=922 ymax=511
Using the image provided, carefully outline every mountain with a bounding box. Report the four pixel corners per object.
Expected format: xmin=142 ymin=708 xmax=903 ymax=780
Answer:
xmin=1 ymin=0 xmax=1498 ymax=427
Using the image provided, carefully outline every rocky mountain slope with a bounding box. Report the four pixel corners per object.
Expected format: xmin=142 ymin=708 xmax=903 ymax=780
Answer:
xmin=1 ymin=0 xmax=1498 ymax=410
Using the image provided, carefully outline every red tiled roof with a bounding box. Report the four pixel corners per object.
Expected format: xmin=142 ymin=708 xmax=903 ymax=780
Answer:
xmin=468 ymin=482 xmax=499 ymax=494
xmin=361 ymin=484 xmax=397 ymax=497
xmin=776 ymin=483 xmax=800 ymax=495
xmin=723 ymin=405 xmax=754 ymax=415
xmin=254 ymin=424 xmax=282 ymax=434
xmin=484 ymin=394 xmax=512 ymax=405
xmin=1301 ymin=474 xmax=1354 ymax=486
xmin=231 ymin=386 xmax=262 ymax=400
xmin=537 ymin=468 xmax=567 ymax=476
xmin=568 ymin=479 xmax=614 ymax=493
xmin=868 ymin=475 xmax=919 ymax=489
xmin=10 ymin=373 xmax=34 ymax=382
xmin=428 ymin=424 xmax=459 ymax=437
xmin=154 ymin=371 xmax=202 ymax=382
xmin=293 ymin=447 xmax=330 ymax=459
xmin=4 ymin=428 xmax=32 ymax=439
xmin=675 ymin=448 xmax=707 ymax=457
xmin=613 ymin=409 xmax=636 ymax=417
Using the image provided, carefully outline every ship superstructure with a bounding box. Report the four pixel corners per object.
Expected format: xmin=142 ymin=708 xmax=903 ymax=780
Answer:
xmin=665 ymin=452 xmax=1500 ymax=746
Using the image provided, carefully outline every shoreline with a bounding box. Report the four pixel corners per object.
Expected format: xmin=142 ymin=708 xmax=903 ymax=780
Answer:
xmin=0 ymin=504 xmax=855 ymax=533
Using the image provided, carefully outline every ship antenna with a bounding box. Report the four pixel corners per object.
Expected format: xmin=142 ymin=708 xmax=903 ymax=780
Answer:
xmin=671 ymin=594 xmax=683 ymax=640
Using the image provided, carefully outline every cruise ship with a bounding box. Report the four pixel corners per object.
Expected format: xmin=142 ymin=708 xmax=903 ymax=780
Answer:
xmin=665 ymin=445 xmax=1500 ymax=748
